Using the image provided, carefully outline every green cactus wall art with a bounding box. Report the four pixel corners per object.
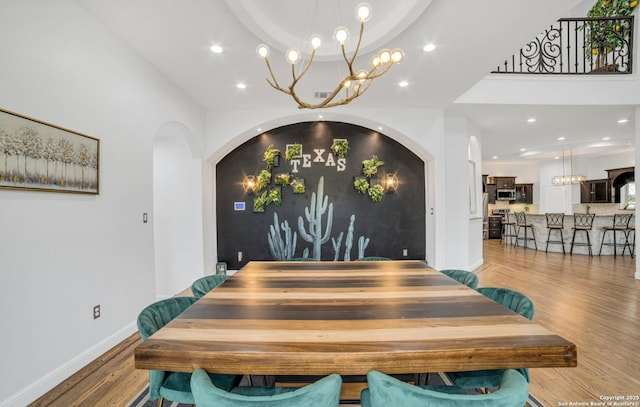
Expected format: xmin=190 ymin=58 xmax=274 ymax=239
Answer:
xmin=332 ymin=232 xmax=344 ymax=261
xmin=358 ymin=236 xmax=370 ymax=259
xmin=343 ymin=214 xmax=356 ymax=261
xmin=298 ymin=176 xmax=333 ymax=260
xmin=268 ymin=212 xmax=297 ymax=260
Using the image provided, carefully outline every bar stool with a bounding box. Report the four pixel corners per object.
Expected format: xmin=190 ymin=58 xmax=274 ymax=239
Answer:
xmin=598 ymin=213 xmax=633 ymax=257
xmin=515 ymin=211 xmax=537 ymax=250
xmin=623 ymin=214 xmax=635 ymax=258
xmin=545 ymin=213 xmax=565 ymax=253
xmin=501 ymin=212 xmax=517 ymax=246
xmin=570 ymin=213 xmax=596 ymax=256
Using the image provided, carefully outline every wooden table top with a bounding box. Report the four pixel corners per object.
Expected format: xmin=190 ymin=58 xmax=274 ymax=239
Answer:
xmin=134 ymin=260 xmax=577 ymax=375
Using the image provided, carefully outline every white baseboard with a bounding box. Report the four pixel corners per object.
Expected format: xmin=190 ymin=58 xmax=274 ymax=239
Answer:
xmin=1 ymin=322 xmax=137 ymax=407
xmin=468 ymin=258 xmax=484 ymax=272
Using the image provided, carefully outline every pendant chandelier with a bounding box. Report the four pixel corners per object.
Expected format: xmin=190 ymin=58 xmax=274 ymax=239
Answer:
xmin=256 ymin=3 xmax=404 ymax=109
xmin=551 ymin=150 xmax=585 ymax=185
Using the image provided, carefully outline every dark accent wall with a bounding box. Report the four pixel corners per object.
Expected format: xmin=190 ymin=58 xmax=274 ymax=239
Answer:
xmin=216 ymin=121 xmax=425 ymax=269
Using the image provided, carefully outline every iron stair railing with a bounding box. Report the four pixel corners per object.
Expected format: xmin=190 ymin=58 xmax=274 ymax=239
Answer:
xmin=492 ymin=16 xmax=634 ymax=74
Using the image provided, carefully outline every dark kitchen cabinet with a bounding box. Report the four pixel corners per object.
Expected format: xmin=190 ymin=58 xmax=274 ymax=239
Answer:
xmin=493 ymin=177 xmax=516 ymax=189
xmin=580 ymin=179 xmax=610 ymax=203
xmin=515 ymin=183 xmax=533 ymax=204
xmin=488 ymin=216 xmax=502 ymax=239
xmin=487 ymin=184 xmax=497 ymax=204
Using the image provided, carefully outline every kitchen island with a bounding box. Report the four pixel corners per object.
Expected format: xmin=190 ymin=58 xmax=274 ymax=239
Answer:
xmin=507 ymin=213 xmax=634 ymax=255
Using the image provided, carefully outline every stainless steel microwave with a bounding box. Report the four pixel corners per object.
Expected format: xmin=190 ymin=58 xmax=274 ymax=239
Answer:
xmin=496 ymin=189 xmax=516 ymax=200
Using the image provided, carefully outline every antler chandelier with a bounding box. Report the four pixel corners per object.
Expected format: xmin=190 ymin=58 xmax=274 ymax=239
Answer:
xmin=256 ymin=3 xmax=404 ymax=109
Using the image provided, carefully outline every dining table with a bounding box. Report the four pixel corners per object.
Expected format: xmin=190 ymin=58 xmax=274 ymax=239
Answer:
xmin=134 ymin=260 xmax=577 ymax=376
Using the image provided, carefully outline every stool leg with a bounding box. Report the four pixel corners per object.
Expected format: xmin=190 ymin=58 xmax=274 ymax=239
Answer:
xmin=530 ymin=226 xmax=537 ymax=250
xmin=547 ymin=229 xmax=566 ymax=254
xmin=598 ymin=230 xmax=607 ymax=256
xmin=623 ymin=230 xmax=631 ymax=256
xmin=586 ymin=231 xmax=592 ymax=257
xmin=570 ymin=230 xmax=576 ymax=255
xmin=501 ymin=223 xmax=508 ymax=245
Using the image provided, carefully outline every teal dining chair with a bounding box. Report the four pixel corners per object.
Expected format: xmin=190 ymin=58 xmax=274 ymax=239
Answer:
xmin=191 ymin=274 xmax=229 ymax=298
xmin=439 ymin=269 xmax=479 ymax=289
xmin=446 ymin=287 xmax=535 ymax=389
xmin=360 ymin=369 xmax=528 ymax=407
xmin=137 ymin=297 xmax=243 ymax=407
xmin=191 ymin=368 xmax=342 ymax=407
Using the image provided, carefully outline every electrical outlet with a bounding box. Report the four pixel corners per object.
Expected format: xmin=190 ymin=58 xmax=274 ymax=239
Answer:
xmin=237 ymin=251 xmax=243 ymax=262
xmin=402 ymin=249 xmax=408 ymax=257
xmin=93 ymin=305 xmax=101 ymax=319
xmin=143 ymin=213 xmax=148 ymax=223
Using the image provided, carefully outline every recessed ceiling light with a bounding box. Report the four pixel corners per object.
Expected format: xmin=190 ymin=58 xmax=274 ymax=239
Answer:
xmin=398 ymin=81 xmax=409 ymax=87
xmin=492 ymin=156 xmax=498 ymax=159
xmin=520 ymin=148 xmax=526 ymax=152
xmin=557 ymin=137 xmax=566 ymax=141
xmin=236 ymin=82 xmax=247 ymax=89
xmin=554 ymin=156 xmax=560 ymax=160
xmin=210 ymin=44 xmax=223 ymax=54
xmin=257 ymin=128 xmax=262 ymax=132
xmin=423 ymin=43 xmax=436 ymax=52
xmin=617 ymin=118 xmax=629 ymax=124
xmin=378 ymin=126 xmax=383 ymax=131
xmin=318 ymin=115 xmax=323 ymax=119
xmin=527 ymin=118 xmax=536 ymax=123
xmin=603 ymin=136 xmax=611 ymax=140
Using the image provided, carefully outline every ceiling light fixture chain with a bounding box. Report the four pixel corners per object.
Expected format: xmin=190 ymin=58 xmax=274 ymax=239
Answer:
xmin=256 ymin=3 xmax=404 ymax=109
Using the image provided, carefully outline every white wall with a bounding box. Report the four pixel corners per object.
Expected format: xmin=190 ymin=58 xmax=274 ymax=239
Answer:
xmin=0 ymin=1 xmax=206 ymax=405
xmin=572 ymin=150 xmax=635 ymax=179
xmin=538 ymin=160 xmax=575 ymax=213
xmin=153 ymin=124 xmax=205 ymax=298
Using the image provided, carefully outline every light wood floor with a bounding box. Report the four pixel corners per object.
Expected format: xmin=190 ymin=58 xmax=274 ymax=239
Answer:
xmin=30 ymin=240 xmax=639 ymax=406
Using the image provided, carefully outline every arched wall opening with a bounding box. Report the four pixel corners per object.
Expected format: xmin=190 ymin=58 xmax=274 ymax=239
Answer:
xmin=153 ymin=121 xmax=205 ymax=298
xmin=215 ymin=121 xmax=426 ymax=268
xmin=204 ymin=111 xmax=437 ymax=271
xmin=468 ymin=135 xmax=484 ymax=268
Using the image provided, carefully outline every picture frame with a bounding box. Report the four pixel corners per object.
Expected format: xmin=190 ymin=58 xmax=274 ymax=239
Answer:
xmin=0 ymin=108 xmax=99 ymax=194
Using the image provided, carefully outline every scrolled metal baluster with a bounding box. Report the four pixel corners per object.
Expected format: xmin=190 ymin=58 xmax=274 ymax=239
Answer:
xmin=540 ymin=27 xmax=562 ymax=72
xmin=491 ymin=16 xmax=633 ymax=74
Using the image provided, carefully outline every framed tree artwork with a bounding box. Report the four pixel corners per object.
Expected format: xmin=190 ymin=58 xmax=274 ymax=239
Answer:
xmin=0 ymin=108 xmax=99 ymax=194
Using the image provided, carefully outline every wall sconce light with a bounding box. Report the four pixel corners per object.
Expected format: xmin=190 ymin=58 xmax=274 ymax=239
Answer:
xmin=385 ymin=173 xmax=399 ymax=193
xmin=242 ymin=175 xmax=255 ymax=193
